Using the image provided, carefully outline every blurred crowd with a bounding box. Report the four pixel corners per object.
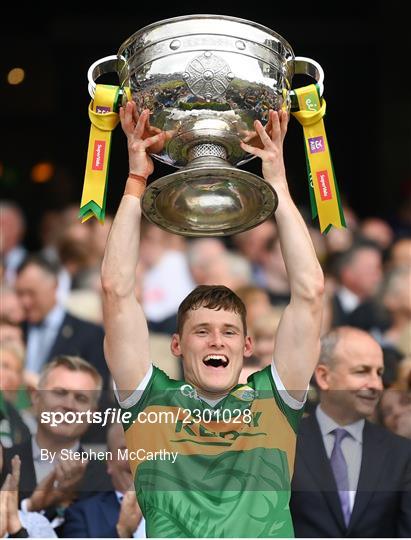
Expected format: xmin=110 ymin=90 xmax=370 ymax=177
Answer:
xmin=0 ymin=198 xmax=410 ymax=537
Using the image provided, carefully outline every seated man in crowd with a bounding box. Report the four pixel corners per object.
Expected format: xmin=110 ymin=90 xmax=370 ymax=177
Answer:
xmin=1 ymin=355 xmax=112 ymax=533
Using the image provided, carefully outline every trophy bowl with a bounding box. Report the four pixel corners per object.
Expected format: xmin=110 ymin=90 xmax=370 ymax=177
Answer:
xmin=88 ymin=15 xmax=324 ymax=236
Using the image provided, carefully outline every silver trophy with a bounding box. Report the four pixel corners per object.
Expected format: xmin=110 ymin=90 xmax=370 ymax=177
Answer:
xmin=88 ymin=15 xmax=324 ymax=236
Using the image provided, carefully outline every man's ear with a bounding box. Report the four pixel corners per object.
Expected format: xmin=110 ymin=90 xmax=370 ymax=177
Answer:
xmin=31 ymin=390 xmax=40 ymax=410
xmin=244 ymin=335 xmax=253 ymax=358
xmin=314 ymin=364 xmax=330 ymax=391
xmin=170 ymin=334 xmax=181 ymax=358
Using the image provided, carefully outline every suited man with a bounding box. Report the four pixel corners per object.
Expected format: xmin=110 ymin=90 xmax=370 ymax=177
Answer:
xmin=14 ymin=254 xmax=108 ymax=385
xmin=1 ymin=355 xmax=112 ymax=529
xmin=290 ymin=326 xmax=411 ymax=537
xmin=63 ymin=422 xmax=145 ymax=537
xmin=330 ymin=241 xmax=385 ymax=330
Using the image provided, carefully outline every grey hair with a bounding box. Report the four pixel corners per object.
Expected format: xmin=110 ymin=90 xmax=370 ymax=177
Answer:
xmin=319 ymin=329 xmax=342 ymax=367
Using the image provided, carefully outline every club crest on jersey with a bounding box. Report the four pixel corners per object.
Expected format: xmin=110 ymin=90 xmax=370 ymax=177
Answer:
xmin=231 ymin=386 xmax=256 ymax=401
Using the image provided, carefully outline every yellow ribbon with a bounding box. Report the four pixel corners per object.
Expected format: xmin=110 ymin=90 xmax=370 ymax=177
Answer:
xmin=292 ymin=84 xmax=346 ymax=233
xmin=79 ymin=84 xmax=130 ymax=223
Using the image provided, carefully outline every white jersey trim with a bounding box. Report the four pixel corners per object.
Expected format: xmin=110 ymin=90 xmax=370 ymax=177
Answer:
xmin=114 ymin=362 xmax=307 ymax=410
xmin=114 ymin=365 xmax=153 ymax=409
xmin=271 ymin=360 xmax=308 ymax=410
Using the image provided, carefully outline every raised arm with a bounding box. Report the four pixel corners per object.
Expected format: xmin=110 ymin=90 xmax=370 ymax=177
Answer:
xmin=241 ymin=110 xmax=324 ymax=400
xmin=101 ymin=102 xmax=165 ymax=401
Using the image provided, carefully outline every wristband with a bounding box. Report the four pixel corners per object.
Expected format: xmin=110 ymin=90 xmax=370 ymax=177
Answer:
xmin=124 ymin=173 xmax=147 ymax=198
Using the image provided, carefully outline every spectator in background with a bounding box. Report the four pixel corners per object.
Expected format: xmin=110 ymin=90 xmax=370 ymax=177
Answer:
xmin=0 ymin=318 xmax=39 ymax=395
xmin=187 ymin=238 xmax=227 ymax=286
xmin=306 ymin=224 xmax=328 ymax=267
xmin=330 ymin=240 xmax=383 ymax=329
xmin=233 ymin=226 xmax=291 ymax=305
xmin=359 ymin=217 xmax=394 ymax=251
xmin=0 ymin=202 xmax=27 ymax=287
xmin=55 ymin=222 xmax=93 ymax=304
xmin=324 ymin=226 xmax=354 ymax=256
xmin=14 ymin=254 xmax=108 ymax=386
xmin=38 ymin=210 xmax=64 ymax=267
xmin=0 ymin=341 xmax=25 ymax=403
xmin=380 ymin=266 xmax=411 ymax=348
xmin=231 ymin=219 xmax=277 ymax=287
xmin=0 ymin=287 xmax=24 ymax=325
xmin=188 ymin=238 xmax=252 ymax=291
xmin=63 ymin=422 xmax=145 ymax=538
xmin=235 ymin=285 xmax=272 ymax=332
xmin=387 ymin=236 xmax=411 ymax=269
xmin=39 ymin=206 xmax=90 ymax=266
xmin=0 ymin=391 xmax=31 ymax=448
xmin=1 ymin=356 xmax=112 ymax=531
xmin=0 ymin=342 xmax=36 ymax=435
xmin=397 ymin=323 xmax=411 ymax=358
xmin=0 ymin=320 xmax=24 ymax=348
xmin=396 ymin=356 xmax=411 ymax=388
xmin=323 ymin=204 xmax=357 ymax=256
xmin=290 ymin=326 xmax=411 ymax=538
xmin=139 ymin=220 xmax=195 ymax=334
xmin=379 ymin=387 xmax=411 ymax=439
xmin=259 ymin=235 xmax=291 ymax=305
xmin=251 ymin=306 xmax=283 ymax=365
xmin=238 ymin=305 xmax=283 ymax=384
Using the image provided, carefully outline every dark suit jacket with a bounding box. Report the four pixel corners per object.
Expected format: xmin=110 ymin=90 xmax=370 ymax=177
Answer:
xmin=23 ymin=311 xmax=109 ymax=386
xmin=290 ymin=414 xmax=411 ymax=537
xmin=62 ymin=491 xmax=121 ymax=537
xmin=1 ymin=438 xmax=113 ymax=503
xmin=331 ymin=294 xmax=389 ymax=332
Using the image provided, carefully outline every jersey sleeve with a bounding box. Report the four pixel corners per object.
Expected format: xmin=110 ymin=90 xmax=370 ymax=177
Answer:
xmin=114 ymin=365 xmax=183 ymax=431
xmin=250 ymin=364 xmax=306 ymax=433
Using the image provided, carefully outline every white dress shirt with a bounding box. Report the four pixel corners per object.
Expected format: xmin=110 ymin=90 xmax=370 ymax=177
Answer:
xmin=316 ymin=405 xmax=364 ymax=511
xmin=4 ymin=245 xmax=27 ymax=286
xmin=336 ymin=286 xmax=361 ymax=314
xmin=26 ymin=304 xmax=66 ymax=373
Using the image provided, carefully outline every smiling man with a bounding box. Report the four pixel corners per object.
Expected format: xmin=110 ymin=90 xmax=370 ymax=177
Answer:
xmin=290 ymin=326 xmax=411 ymax=537
xmin=101 ymin=102 xmax=324 ymax=538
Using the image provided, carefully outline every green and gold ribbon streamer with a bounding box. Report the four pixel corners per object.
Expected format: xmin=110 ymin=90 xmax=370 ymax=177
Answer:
xmin=79 ymin=84 xmax=129 ymax=223
xmin=292 ymin=84 xmax=346 ymax=234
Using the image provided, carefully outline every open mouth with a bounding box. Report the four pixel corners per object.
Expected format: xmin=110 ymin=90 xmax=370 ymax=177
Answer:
xmin=203 ymin=355 xmax=229 ymax=369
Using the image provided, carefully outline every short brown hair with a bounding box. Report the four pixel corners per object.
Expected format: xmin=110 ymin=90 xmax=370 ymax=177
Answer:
xmin=177 ymin=285 xmax=247 ymax=335
xmin=38 ymin=355 xmax=103 ymax=404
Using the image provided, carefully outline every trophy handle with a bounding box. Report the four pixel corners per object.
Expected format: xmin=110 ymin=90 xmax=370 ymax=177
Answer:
xmin=291 ymin=56 xmax=324 ymax=97
xmin=87 ymin=55 xmax=127 ymax=98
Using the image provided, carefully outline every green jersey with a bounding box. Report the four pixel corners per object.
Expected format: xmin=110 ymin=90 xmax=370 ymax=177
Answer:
xmin=118 ymin=364 xmax=304 ymax=537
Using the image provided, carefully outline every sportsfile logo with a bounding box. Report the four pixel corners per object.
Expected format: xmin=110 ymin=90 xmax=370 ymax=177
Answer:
xmin=92 ymin=140 xmax=106 ymax=171
xmin=308 ymin=136 xmax=325 ymax=154
xmin=316 ymin=170 xmax=332 ymax=201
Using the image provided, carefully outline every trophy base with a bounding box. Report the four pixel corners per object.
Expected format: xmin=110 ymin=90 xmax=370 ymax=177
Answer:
xmin=141 ymin=164 xmax=278 ymax=237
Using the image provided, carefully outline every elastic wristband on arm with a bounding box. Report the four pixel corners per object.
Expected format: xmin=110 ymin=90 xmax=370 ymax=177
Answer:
xmin=124 ymin=173 xmax=147 ymax=198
